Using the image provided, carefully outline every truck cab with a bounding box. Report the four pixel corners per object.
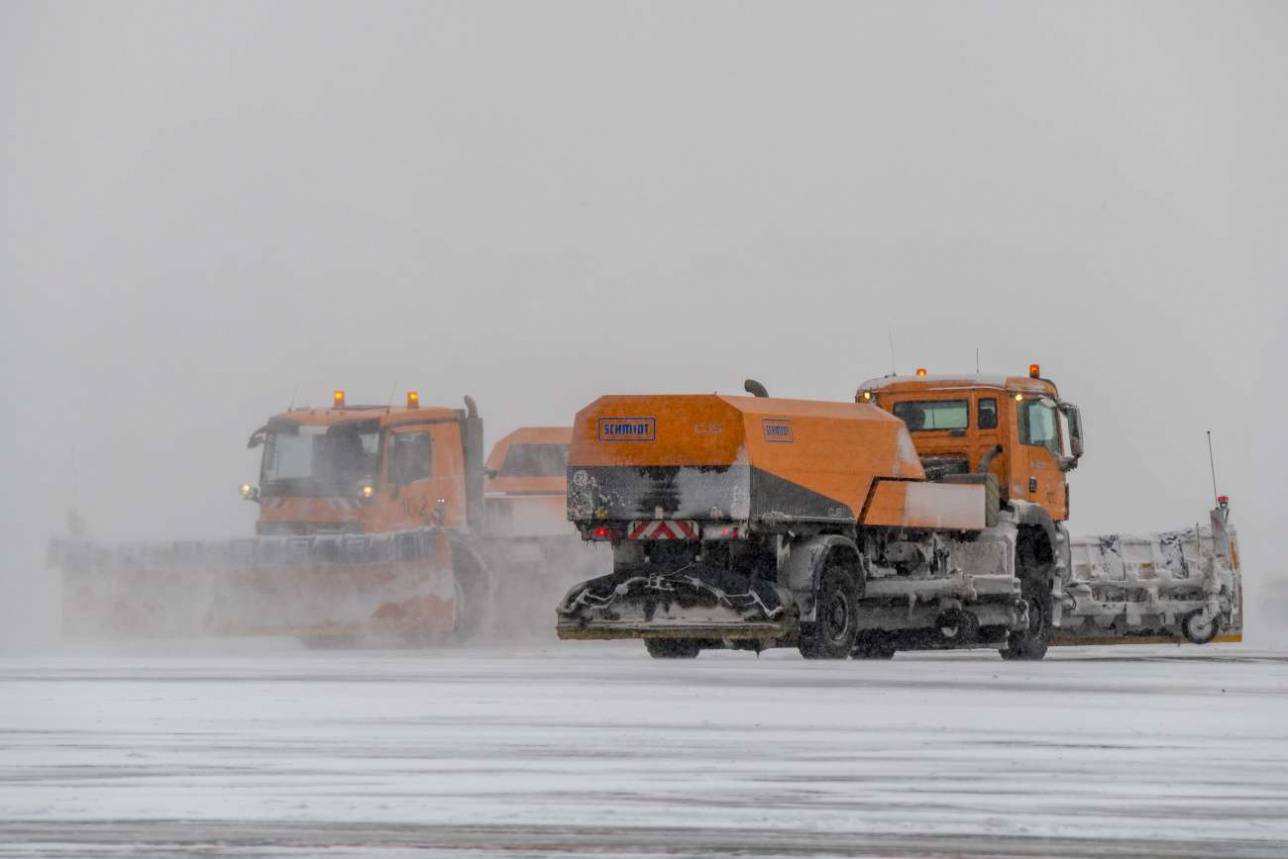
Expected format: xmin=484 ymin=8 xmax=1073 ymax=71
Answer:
xmin=242 ymin=391 xmax=485 ymax=535
xmin=484 ymin=427 xmax=572 ymax=539
xmin=856 ymin=366 xmax=1084 ymax=522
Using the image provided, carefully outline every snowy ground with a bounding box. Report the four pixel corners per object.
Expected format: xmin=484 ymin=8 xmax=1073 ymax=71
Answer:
xmin=2 ymin=642 xmax=1287 ymax=858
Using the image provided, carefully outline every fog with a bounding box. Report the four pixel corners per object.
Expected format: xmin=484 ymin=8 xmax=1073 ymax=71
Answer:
xmin=3 ymin=2 xmax=1286 ymax=650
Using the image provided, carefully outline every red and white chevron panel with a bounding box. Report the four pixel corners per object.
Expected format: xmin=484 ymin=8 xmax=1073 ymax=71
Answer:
xmin=627 ymin=519 xmax=699 ymax=541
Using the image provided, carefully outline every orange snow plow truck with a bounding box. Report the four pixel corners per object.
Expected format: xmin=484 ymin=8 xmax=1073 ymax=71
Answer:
xmin=556 ymin=369 xmax=1243 ymax=659
xmin=484 ymin=427 xmax=572 ymax=542
xmin=50 ymin=392 xmax=588 ymax=645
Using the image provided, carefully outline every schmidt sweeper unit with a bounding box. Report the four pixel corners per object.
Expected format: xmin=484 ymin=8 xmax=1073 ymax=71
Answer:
xmin=556 ymin=369 xmax=1242 ymax=659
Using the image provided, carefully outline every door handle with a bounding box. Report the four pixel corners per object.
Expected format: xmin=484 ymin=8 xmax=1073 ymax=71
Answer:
xmin=1028 ymin=477 xmax=1038 ymax=493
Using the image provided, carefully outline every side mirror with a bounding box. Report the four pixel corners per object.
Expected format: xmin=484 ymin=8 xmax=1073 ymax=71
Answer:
xmin=1059 ymin=402 xmax=1084 ymax=460
xmin=246 ymin=426 xmax=268 ymax=449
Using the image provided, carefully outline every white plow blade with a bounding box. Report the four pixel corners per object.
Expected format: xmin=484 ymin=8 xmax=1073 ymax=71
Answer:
xmin=49 ymin=529 xmax=463 ymax=642
xmin=1060 ymin=504 xmax=1242 ymax=645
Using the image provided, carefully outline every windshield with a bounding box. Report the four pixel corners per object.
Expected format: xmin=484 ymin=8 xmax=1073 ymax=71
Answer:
xmin=499 ymin=443 xmax=568 ymax=477
xmin=261 ymin=422 xmax=380 ymax=496
xmin=1019 ymin=398 xmax=1061 ymax=456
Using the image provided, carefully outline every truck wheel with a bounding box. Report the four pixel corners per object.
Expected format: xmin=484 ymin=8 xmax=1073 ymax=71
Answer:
xmin=800 ymin=566 xmax=859 ymax=660
xmin=1181 ymin=609 xmax=1220 ymax=645
xmin=1000 ymin=593 xmax=1050 ymax=661
xmin=452 ymin=543 xmax=493 ymax=640
xmin=936 ymin=609 xmax=980 ymax=646
xmin=645 ymin=638 xmax=701 ymax=659
xmin=852 ymin=634 xmax=895 ymax=660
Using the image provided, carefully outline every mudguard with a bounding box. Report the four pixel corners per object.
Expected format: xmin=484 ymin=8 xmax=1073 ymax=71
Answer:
xmin=779 ymin=534 xmax=862 ymax=623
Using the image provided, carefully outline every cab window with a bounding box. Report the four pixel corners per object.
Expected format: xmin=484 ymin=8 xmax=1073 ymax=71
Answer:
xmin=389 ymin=431 xmax=432 ymax=484
xmin=893 ymin=399 xmax=968 ymax=431
xmin=499 ymin=443 xmax=568 ymax=477
xmin=978 ymin=398 xmax=998 ymax=430
xmin=1018 ymin=398 xmax=1060 ymax=455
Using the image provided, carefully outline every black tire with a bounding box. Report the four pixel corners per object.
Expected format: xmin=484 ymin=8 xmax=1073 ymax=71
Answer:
xmin=645 ymin=638 xmax=701 ymax=659
xmin=451 ymin=542 xmax=493 ymax=640
xmin=799 ymin=565 xmax=859 ymax=659
xmin=852 ymin=634 xmax=896 ymax=660
xmin=1000 ymin=531 xmax=1055 ymax=662
xmin=1000 ymin=592 xmax=1051 ymax=661
xmin=936 ymin=608 xmax=980 ymax=646
xmin=1181 ymin=608 xmax=1220 ymax=645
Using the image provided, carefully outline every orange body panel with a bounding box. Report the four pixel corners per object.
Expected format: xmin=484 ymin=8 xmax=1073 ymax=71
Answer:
xmin=862 ymin=480 xmax=987 ymax=530
xmin=570 ymin=394 xmax=925 ymax=522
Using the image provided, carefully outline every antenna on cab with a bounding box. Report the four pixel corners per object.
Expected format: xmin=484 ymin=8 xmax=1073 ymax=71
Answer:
xmin=1206 ymin=430 xmax=1220 ymax=504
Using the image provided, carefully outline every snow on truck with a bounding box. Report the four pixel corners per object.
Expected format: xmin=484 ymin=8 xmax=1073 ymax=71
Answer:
xmin=50 ymin=391 xmax=590 ymax=645
xmin=556 ymin=367 xmax=1243 ymax=659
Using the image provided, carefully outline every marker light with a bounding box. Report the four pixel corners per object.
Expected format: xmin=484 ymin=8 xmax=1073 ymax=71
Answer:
xmin=333 ymin=390 xmax=346 ymax=408
xmin=915 ymin=368 xmax=927 ymax=377
xmin=1029 ymin=363 xmax=1041 ymax=379
xmin=406 ymin=391 xmax=420 ymax=409
xmin=360 ymin=484 xmax=375 ymax=500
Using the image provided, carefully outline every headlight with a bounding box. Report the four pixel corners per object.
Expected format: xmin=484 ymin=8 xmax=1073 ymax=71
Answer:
xmin=239 ymin=483 xmax=259 ymax=501
xmin=360 ymin=484 xmax=375 ymax=500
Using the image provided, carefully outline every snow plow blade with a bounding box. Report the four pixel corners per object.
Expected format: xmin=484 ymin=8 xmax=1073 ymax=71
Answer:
xmin=50 ymin=528 xmax=488 ymax=644
xmin=1054 ymin=503 xmax=1243 ymax=646
xmin=556 ymin=565 xmax=793 ymax=641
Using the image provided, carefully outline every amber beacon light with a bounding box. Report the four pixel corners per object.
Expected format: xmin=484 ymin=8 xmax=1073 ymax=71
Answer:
xmin=1029 ymin=363 xmax=1041 ymax=379
xmin=333 ymin=390 xmax=346 ymax=408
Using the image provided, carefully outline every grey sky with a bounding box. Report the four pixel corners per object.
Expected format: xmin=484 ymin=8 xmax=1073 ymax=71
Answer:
xmin=3 ymin=2 xmax=1286 ymax=648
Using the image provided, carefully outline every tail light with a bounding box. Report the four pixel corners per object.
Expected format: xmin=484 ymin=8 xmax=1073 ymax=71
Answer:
xmin=588 ymin=525 xmax=618 ymax=541
xmin=702 ymin=524 xmax=745 ymax=540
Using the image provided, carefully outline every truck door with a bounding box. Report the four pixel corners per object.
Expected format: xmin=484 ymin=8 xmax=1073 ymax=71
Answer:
xmin=376 ymin=423 xmax=466 ymax=530
xmin=1011 ymin=394 xmax=1068 ymax=520
xmin=974 ymin=394 xmax=1004 ymax=489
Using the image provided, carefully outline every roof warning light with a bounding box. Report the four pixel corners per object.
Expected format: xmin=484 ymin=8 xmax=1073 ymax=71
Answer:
xmin=333 ymin=390 xmax=346 ymax=408
xmin=1029 ymin=363 xmax=1041 ymax=379
xmin=915 ymin=368 xmax=927 ymax=377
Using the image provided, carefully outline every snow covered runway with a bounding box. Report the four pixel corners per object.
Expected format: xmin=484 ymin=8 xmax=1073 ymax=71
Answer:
xmin=1 ymin=643 xmax=1286 ymax=857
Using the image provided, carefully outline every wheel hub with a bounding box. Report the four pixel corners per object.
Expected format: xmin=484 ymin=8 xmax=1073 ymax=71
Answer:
xmin=825 ymin=593 xmax=850 ymax=641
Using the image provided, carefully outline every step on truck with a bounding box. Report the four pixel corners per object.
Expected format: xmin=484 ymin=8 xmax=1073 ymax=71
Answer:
xmin=555 ymin=368 xmax=1243 ymax=659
